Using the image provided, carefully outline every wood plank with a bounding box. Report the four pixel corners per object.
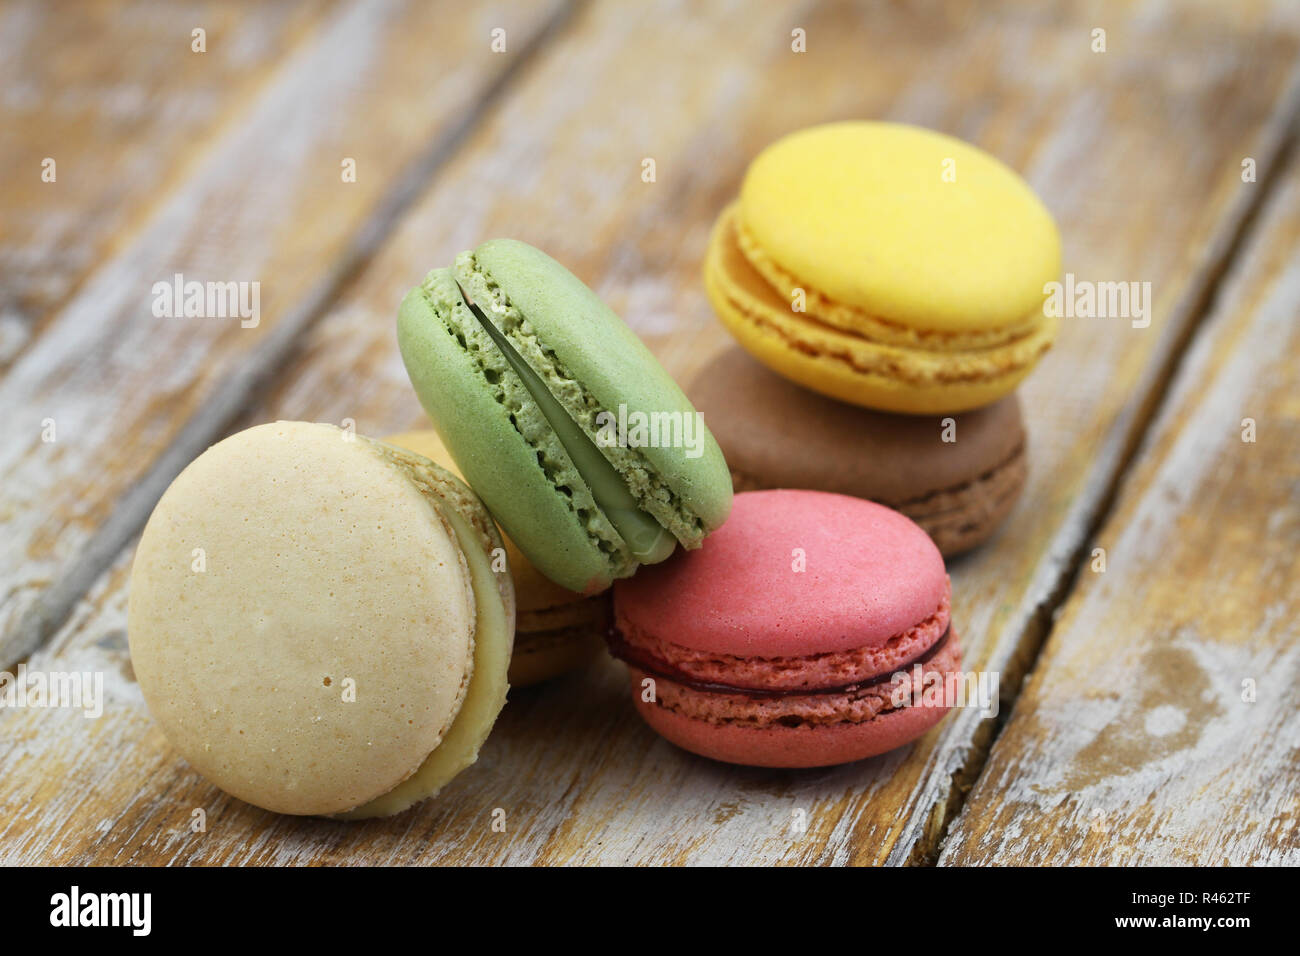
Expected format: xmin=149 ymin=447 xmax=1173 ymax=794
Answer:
xmin=0 ymin=0 xmax=336 ymax=368
xmin=0 ymin=0 xmax=572 ymax=667
xmin=938 ymin=137 xmax=1300 ymax=867
xmin=3 ymin=0 xmax=1299 ymax=865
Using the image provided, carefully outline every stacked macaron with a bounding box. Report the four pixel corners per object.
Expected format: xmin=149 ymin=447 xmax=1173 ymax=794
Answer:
xmin=127 ymin=131 xmax=1059 ymax=812
xmin=592 ymin=122 xmax=1060 ymax=768
xmin=700 ymin=121 xmax=1060 ymax=555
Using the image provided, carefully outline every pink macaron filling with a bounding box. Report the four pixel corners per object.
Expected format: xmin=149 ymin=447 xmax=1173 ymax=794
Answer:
xmin=626 ymin=632 xmax=962 ymax=729
xmin=612 ymin=586 xmax=950 ymax=693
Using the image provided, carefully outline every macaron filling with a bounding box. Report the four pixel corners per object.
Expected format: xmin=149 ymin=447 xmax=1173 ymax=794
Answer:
xmin=336 ymin=441 xmax=515 ymax=819
xmin=612 ymin=591 xmax=951 ymax=693
xmin=713 ymin=207 xmax=1056 ymax=384
xmin=609 ymin=573 xmax=959 ymax=731
xmin=624 ymin=632 xmax=962 ymax=729
xmin=406 ymin=271 xmax=635 ymax=582
xmin=734 ymin=211 xmax=1045 ymax=350
xmin=458 ymin=281 xmax=676 ymax=564
xmin=455 ymin=251 xmax=708 ymax=549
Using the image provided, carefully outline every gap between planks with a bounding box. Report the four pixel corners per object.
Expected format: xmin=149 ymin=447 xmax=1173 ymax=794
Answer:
xmin=903 ymin=65 xmax=1300 ymax=866
xmin=2 ymin=0 xmax=582 ymax=672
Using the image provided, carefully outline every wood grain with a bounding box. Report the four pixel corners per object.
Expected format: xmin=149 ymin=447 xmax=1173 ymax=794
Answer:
xmin=0 ymin=0 xmax=335 ymax=368
xmin=3 ymin=0 xmax=1299 ymax=866
xmin=0 ymin=0 xmax=570 ymax=666
xmin=938 ymin=137 xmax=1300 ymax=867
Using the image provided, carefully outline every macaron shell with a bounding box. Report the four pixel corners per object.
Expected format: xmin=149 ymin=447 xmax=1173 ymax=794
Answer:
xmin=381 ymin=430 xmax=578 ymax=612
xmin=397 ymin=271 xmax=623 ymax=594
xmin=690 ymin=348 xmax=1028 ymax=555
xmin=618 ymin=588 xmax=948 ymax=692
xmin=337 ymin=452 xmax=514 ymax=819
xmin=740 ymin=121 xmax=1061 ymax=332
xmin=464 ymin=239 xmax=733 ymax=538
xmin=614 ymin=490 xmax=948 ymax=658
xmin=630 ymin=630 xmax=961 ymax=768
xmin=381 ymin=428 xmax=604 ymax=688
xmin=691 ymin=347 xmax=1026 ymax=502
xmin=735 ymin=219 xmax=1044 ymax=351
xmin=705 ymin=208 xmax=1053 ymax=413
xmin=127 ymin=422 xmax=476 ymax=816
xmin=519 ymin=595 xmax=608 ymax=632
xmin=895 ymin=448 xmax=1027 ymax=556
xmin=509 ymin=625 xmax=605 ymax=687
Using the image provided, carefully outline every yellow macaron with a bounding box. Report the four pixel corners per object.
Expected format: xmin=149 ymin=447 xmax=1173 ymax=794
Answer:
xmin=383 ymin=430 xmax=607 ymax=687
xmin=705 ymin=122 xmax=1061 ymax=413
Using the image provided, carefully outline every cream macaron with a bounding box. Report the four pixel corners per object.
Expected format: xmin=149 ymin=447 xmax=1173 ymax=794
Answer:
xmin=127 ymin=421 xmax=514 ymax=818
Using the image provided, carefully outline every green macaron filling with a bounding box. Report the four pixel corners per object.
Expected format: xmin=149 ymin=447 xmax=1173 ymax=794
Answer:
xmin=461 ymin=286 xmax=676 ymax=564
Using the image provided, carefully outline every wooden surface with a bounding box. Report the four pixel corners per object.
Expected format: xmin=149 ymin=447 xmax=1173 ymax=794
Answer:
xmin=2 ymin=0 xmax=1298 ymax=866
xmin=940 ymin=135 xmax=1300 ymax=867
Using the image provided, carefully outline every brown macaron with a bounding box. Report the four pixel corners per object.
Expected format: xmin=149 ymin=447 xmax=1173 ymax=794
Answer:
xmin=689 ymin=348 xmax=1027 ymax=556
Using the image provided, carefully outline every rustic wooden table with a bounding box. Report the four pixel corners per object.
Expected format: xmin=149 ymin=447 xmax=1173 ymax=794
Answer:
xmin=2 ymin=0 xmax=1297 ymax=866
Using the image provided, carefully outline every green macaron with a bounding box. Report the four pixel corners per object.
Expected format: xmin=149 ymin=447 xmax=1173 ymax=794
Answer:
xmin=397 ymin=239 xmax=732 ymax=594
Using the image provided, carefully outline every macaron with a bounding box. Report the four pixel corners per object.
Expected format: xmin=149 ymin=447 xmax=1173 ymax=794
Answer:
xmin=690 ymin=348 xmax=1027 ymax=556
xmin=610 ymin=490 xmax=963 ymax=768
xmin=704 ymin=121 xmax=1061 ymax=414
xmin=397 ymin=239 xmax=733 ymax=595
xmin=383 ymin=429 xmax=609 ymax=687
xmin=127 ymin=421 xmax=515 ymax=818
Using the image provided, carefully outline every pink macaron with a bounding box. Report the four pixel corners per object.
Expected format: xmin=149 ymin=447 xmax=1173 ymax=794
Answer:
xmin=610 ymin=489 xmax=963 ymax=768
